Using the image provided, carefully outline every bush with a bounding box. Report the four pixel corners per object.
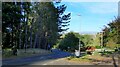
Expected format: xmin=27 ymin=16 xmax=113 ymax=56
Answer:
xmin=59 ymin=32 xmax=79 ymax=52
xmin=2 ymin=49 xmax=13 ymax=57
xmin=95 ymin=46 xmax=101 ymax=49
xmin=80 ymin=47 xmax=86 ymax=51
xmin=86 ymin=46 xmax=96 ymax=55
xmin=67 ymin=56 xmax=74 ymax=60
xmin=86 ymin=51 xmax=92 ymax=55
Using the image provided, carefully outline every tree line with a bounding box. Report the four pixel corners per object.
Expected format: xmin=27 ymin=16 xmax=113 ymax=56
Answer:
xmin=2 ymin=1 xmax=71 ymax=50
xmin=102 ymin=17 xmax=120 ymax=48
xmin=58 ymin=32 xmax=94 ymax=52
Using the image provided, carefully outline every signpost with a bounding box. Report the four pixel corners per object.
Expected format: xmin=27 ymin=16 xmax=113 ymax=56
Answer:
xmin=79 ymin=39 xmax=81 ymax=56
xmin=75 ymin=50 xmax=80 ymax=58
xmin=76 ymin=14 xmax=81 ymax=57
xmin=75 ymin=39 xmax=81 ymax=58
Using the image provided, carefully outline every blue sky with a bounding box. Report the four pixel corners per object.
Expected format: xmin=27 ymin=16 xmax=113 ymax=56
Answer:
xmin=60 ymin=2 xmax=118 ymax=34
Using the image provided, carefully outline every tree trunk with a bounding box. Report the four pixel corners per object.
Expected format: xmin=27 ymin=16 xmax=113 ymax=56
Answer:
xmin=24 ymin=26 xmax=27 ymax=52
xmin=19 ymin=24 xmax=22 ymax=49
xmin=24 ymin=12 xmax=28 ymax=52
xmin=33 ymin=33 xmax=38 ymax=48
xmin=29 ymin=25 xmax=33 ymax=48
xmin=30 ymin=32 xmax=32 ymax=48
xmin=30 ymin=18 xmax=34 ymax=48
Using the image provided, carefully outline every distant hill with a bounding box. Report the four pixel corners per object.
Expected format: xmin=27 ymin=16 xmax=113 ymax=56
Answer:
xmin=80 ymin=31 xmax=97 ymax=35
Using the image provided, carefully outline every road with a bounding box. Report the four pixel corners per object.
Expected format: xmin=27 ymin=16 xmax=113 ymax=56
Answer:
xmin=2 ymin=49 xmax=119 ymax=67
xmin=2 ymin=49 xmax=73 ymax=66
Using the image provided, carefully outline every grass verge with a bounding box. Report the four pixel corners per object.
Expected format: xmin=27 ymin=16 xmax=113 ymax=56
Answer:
xmin=2 ymin=48 xmax=52 ymax=60
xmin=66 ymin=51 xmax=116 ymax=64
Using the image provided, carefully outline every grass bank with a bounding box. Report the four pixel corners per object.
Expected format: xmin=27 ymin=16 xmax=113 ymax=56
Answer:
xmin=66 ymin=51 xmax=118 ymax=65
xmin=2 ymin=48 xmax=52 ymax=60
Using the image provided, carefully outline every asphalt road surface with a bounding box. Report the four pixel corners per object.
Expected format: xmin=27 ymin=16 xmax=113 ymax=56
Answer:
xmin=2 ymin=49 xmax=119 ymax=67
xmin=2 ymin=49 xmax=73 ymax=66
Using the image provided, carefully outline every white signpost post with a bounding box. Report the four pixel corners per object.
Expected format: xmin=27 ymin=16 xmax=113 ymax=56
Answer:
xmin=75 ymin=39 xmax=81 ymax=58
xmin=75 ymin=14 xmax=81 ymax=58
xmin=75 ymin=50 xmax=80 ymax=58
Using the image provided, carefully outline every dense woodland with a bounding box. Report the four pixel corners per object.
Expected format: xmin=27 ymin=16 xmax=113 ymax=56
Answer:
xmin=2 ymin=1 xmax=71 ymax=50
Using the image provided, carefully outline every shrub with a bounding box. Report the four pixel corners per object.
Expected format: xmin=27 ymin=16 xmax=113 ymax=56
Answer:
xmin=67 ymin=56 xmax=74 ymax=60
xmin=59 ymin=32 xmax=79 ymax=52
xmin=86 ymin=46 xmax=96 ymax=55
xmin=95 ymin=46 xmax=101 ymax=49
xmin=2 ymin=49 xmax=13 ymax=57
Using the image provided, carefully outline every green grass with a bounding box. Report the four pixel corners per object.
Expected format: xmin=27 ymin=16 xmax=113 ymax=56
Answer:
xmin=66 ymin=51 xmax=113 ymax=64
xmin=98 ymin=50 xmax=114 ymax=56
xmin=66 ymin=55 xmax=92 ymax=63
xmin=2 ymin=49 xmax=13 ymax=57
xmin=2 ymin=48 xmax=52 ymax=59
xmin=67 ymin=54 xmax=93 ymax=60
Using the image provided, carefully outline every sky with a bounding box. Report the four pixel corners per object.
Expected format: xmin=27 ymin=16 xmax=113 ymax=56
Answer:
xmin=59 ymin=2 xmax=118 ymax=34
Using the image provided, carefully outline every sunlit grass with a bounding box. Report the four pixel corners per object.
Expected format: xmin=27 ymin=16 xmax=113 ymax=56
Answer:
xmin=66 ymin=55 xmax=92 ymax=63
xmin=66 ymin=51 xmax=114 ymax=64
